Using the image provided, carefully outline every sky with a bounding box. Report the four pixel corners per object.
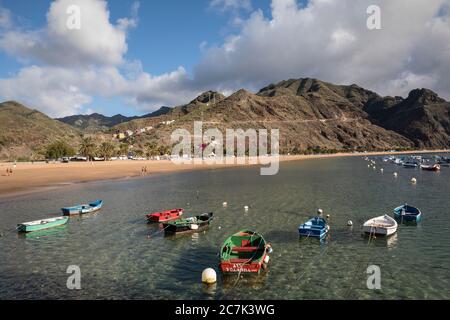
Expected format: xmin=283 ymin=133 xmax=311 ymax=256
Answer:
xmin=0 ymin=0 xmax=449 ymax=117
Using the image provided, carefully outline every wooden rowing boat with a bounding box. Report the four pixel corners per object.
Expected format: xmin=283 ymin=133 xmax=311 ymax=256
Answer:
xmin=61 ymin=200 xmax=103 ymax=216
xmin=298 ymin=216 xmax=330 ymax=239
xmin=394 ymin=204 xmax=422 ymax=222
xmin=363 ymin=215 xmax=398 ymax=236
xmin=17 ymin=216 xmax=69 ymax=233
xmin=219 ymin=230 xmax=270 ymax=274
xmin=146 ymin=208 xmax=183 ymax=223
xmin=162 ymin=212 xmax=213 ymax=235
xmin=420 ymin=164 xmax=441 ymax=171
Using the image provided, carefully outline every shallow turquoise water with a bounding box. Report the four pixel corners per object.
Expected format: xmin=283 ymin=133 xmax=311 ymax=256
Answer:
xmin=0 ymin=156 xmax=449 ymax=299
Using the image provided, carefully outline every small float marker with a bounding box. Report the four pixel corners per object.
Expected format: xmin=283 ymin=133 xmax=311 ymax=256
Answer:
xmin=202 ymin=268 xmax=217 ymax=285
xmin=380 ymin=168 xmax=384 ymax=173
xmin=394 ymin=172 xmax=398 ymax=177
xmin=411 ymin=177 xmax=417 ymax=184
xmin=244 ymin=206 xmax=249 ymax=211
xmin=347 ymin=220 xmax=353 ymax=226
xmin=223 ymin=202 xmax=228 ymax=207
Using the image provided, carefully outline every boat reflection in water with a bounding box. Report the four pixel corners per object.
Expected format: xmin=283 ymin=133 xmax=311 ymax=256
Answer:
xmin=17 ymin=224 xmax=68 ymax=239
xmin=220 ymin=270 xmax=269 ymax=292
xmin=364 ymin=233 xmax=398 ymax=250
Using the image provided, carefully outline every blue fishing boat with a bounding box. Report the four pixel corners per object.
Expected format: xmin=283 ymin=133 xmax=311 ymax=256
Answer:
xmin=393 ymin=204 xmax=422 ymax=222
xmin=298 ymin=217 xmax=330 ymax=239
xmin=61 ymin=200 xmax=103 ymax=216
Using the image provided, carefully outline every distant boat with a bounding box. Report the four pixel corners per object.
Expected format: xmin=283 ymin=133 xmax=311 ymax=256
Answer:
xmin=420 ymin=164 xmax=441 ymax=171
xmin=146 ymin=208 xmax=183 ymax=223
xmin=437 ymin=159 xmax=450 ymax=167
xmin=403 ymin=161 xmax=418 ymax=168
xmin=162 ymin=212 xmax=213 ymax=235
xmin=298 ymin=216 xmax=330 ymax=239
xmin=219 ymin=230 xmax=270 ymax=274
xmin=394 ymin=204 xmax=422 ymax=222
xmin=17 ymin=216 xmax=69 ymax=233
xmin=394 ymin=158 xmax=404 ymax=165
xmin=363 ymin=215 xmax=398 ymax=236
xmin=61 ymin=200 xmax=103 ymax=216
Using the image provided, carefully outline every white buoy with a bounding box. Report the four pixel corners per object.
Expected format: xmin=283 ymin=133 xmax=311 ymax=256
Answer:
xmin=394 ymin=172 xmax=398 ymax=177
xmin=317 ymin=209 xmax=323 ymax=216
xmin=202 ymin=268 xmax=217 ymax=284
xmin=223 ymin=202 xmax=228 ymax=207
xmin=347 ymin=220 xmax=353 ymax=226
xmin=367 ymin=164 xmax=370 ymax=168
xmin=244 ymin=206 xmax=249 ymax=211
xmin=326 ymin=214 xmax=330 ymax=219
xmin=380 ymin=168 xmax=384 ymax=173
xmin=411 ymin=177 xmax=417 ymax=184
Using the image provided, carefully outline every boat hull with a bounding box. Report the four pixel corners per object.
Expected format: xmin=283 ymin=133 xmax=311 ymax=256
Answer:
xmin=162 ymin=212 xmax=213 ymax=235
xmin=61 ymin=200 xmax=103 ymax=216
xmin=298 ymin=217 xmax=330 ymax=239
xmin=393 ymin=205 xmax=422 ymax=222
xmin=219 ymin=256 xmax=268 ymax=274
xmin=363 ymin=215 xmax=398 ymax=236
xmin=220 ymin=230 xmax=269 ymax=275
xmin=420 ymin=164 xmax=440 ymax=171
xmin=146 ymin=209 xmax=183 ymax=223
xmin=17 ymin=217 xmax=69 ymax=233
xmin=363 ymin=225 xmax=397 ymax=236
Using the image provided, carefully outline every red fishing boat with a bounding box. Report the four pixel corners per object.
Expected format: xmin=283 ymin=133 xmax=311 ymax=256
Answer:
xmin=420 ymin=164 xmax=441 ymax=171
xmin=146 ymin=208 xmax=183 ymax=223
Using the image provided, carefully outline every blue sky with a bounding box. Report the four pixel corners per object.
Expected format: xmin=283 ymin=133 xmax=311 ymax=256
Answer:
xmin=0 ymin=0 xmax=272 ymax=116
xmin=0 ymin=0 xmax=448 ymax=117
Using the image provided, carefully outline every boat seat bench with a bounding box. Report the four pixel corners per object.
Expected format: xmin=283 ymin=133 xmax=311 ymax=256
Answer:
xmin=229 ymin=258 xmax=252 ymax=263
xmin=231 ymin=246 xmax=259 ymax=252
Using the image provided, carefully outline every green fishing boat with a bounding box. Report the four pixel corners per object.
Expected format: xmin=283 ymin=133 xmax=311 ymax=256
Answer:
xmin=162 ymin=212 xmax=213 ymax=235
xmin=17 ymin=216 xmax=69 ymax=233
xmin=219 ymin=230 xmax=271 ymax=274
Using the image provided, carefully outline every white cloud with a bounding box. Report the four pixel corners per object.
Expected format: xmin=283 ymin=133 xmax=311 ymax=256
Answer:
xmin=195 ymin=0 xmax=450 ymax=99
xmin=0 ymin=0 xmax=200 ymax=117
xmin=0 ymin=0 xmax=133 ymax=67
xmin=1 ymin=0 xmax=450 ymax=118
xmin=210 ymin=0 xmax=253 ymax=12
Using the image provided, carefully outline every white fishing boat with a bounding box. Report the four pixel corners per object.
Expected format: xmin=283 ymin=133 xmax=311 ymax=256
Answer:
xmin=363 ymin=215 xmax=398 ymax=236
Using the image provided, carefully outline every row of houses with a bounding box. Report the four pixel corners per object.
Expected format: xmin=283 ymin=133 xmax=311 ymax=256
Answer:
xmin=113 ymin=126 xmax=154 ymax=140
xmin=113 ymin=119 xmax=176 ymax=141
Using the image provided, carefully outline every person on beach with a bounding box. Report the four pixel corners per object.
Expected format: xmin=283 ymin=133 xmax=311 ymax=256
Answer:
xmin=144 ymin=166 xmax=148 ymax=175
xmin=5 ymin=168 xmax=9 ymax=176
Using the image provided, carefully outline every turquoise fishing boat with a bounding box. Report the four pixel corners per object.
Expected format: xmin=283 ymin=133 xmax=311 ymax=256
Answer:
xmin=17 ymin=216 xmax=69 ymax=233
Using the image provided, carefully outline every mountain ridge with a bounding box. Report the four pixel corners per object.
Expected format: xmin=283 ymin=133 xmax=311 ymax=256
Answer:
xmin=1 ymin=78 xmax=449 ymax=160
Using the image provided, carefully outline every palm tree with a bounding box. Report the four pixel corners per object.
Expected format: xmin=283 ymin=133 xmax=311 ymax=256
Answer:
xmin=98 ymin=142 xmax=115 ymax=161
xmin=119 ymin=143 xmax=129 ymax=156
xmin=145 ymin=142 xmax=158 ymax=158
xmin=79 ymin=137 xmax=96 ymax=161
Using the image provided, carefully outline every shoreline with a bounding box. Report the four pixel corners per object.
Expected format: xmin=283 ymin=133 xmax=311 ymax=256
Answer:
xmin=0 ymin=149 xmax=448 ymax=199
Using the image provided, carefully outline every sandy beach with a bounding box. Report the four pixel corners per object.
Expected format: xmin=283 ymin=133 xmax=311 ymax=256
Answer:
xmin=0 ymin=149 xmax=448 ymax=198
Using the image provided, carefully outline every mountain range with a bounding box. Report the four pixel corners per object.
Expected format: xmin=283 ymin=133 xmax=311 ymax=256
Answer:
xmin=56 ymin=106 xmax=172 ymax=131
xmin=1 ymin=78 xmax=449 ymax=160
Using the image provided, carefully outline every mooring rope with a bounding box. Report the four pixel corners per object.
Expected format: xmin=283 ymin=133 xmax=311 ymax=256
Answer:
xmin=342 ymin=225 xmax=384 ymax=299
